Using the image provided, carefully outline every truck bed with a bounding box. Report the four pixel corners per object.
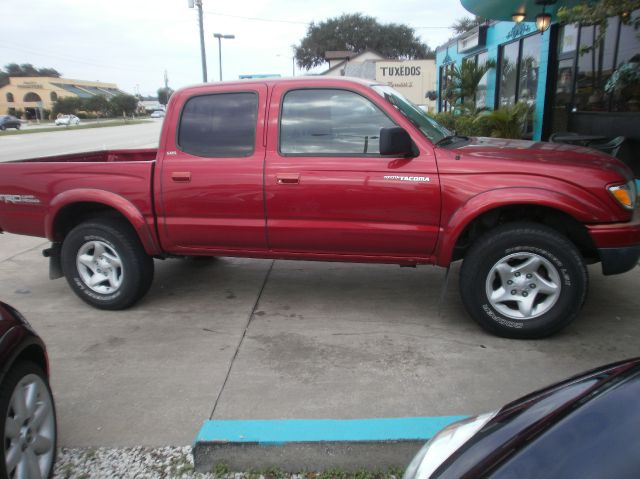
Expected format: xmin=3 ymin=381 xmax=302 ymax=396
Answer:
xmin=0 ymin=149 xmax=158 ymax=238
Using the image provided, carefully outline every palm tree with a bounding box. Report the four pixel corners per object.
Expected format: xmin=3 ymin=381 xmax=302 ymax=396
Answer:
xmin=444 ymin=59 xmax=496 ymax=114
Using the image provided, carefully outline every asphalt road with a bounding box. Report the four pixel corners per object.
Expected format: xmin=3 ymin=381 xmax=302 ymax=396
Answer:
xmin=0 ymin=119 xmax=163 ymax=162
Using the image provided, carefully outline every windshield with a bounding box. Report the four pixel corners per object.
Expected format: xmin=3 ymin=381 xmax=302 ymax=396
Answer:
xmin=372 ymin=85 xmax=451 ymax=144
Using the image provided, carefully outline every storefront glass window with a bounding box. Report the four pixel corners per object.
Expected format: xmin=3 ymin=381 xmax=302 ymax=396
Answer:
xmin=575 ymin=18 xmax=618 ymax=111
xmin=611 ymin=12 xmax=640 ymax=112
xmin=499 ymin=41 xmax=519 ymax=107
xmin=476 ymin=51 xmax=489 ymax=109
xmin=518 ymin=35 xmax=540 ymax=107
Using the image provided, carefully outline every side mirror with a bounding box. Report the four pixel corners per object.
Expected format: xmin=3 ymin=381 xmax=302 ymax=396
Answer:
xmin=379 ymin=127 xmax=414 ymax=156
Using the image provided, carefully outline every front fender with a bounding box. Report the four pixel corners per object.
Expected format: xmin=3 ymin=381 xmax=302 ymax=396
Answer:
xmin=45 ymin=189 xmax=161 ymax=255
xmin=435 ymin=186 xmax=611 ymax=267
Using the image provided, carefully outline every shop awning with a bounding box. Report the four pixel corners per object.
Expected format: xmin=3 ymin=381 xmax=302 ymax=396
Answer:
xmin=461 ymin=0 xmax=588 ymax=22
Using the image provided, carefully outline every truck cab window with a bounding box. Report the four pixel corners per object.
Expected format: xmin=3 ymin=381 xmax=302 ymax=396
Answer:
xmin=280 ymin=89 xmax=394 ymax=155
xmin=178 ymin=92 xmax=258 ymax=157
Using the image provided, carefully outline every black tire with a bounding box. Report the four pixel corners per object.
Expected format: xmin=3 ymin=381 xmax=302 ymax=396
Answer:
xmin=460 ymin=222 xmax=588 ymax=339
xmin=0 ymin=361 xmax=57 ymax=479
xmin=0 ymin=125 xmax=5 ymax=131
xmin=15 ymin=124 xmax=20 ymax=130
xmin=61 ymin=217 xmax=154 ymax=310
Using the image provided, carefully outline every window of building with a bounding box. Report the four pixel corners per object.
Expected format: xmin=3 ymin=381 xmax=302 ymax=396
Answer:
xmin=498 ymin=36 xmax=541 ymax=109
xmin=498 ymin=40 xmax=520 ymax=107
xmin=23 ymin=92 xmax=42 ymax=102
xmin=177 ymin=92 xmax=258 ymax=157
xmin=439 ymin=63 xmax=455 ymax=112
xmin=6 ymin=93 xmax=14 ymax=103
xmin=463 ymin=51 xmax=491 ymax=110
xmin=280 ymin=89 xmax=395 ymax=155
xmin=50 ymin=92 xmax=58 ymax=101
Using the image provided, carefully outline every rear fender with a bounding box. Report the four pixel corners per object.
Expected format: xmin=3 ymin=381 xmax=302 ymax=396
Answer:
xmin=46 ymin=189 xmax=161 ymax=255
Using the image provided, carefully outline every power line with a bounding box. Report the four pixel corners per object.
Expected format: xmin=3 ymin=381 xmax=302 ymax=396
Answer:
xmin=202 ymin=10 xmax=453 ymax=29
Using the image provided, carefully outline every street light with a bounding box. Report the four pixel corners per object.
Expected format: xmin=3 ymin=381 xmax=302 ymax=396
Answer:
xmin=188 ymin=0 xmax=207 ymax=83
xmin=213 ymin=33 xmax=235 ymax=81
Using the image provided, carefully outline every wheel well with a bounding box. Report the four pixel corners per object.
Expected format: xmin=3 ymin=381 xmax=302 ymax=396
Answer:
xmin=452 ymin=205 xmax=598 ymax=263
xmin=52 ymin=202 xmax=128 ymax=242
xmin=14 ymin=344 xmax=48 ymax=376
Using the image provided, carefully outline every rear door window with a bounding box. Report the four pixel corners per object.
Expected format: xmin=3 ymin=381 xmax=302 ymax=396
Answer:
xmin=178 ymin=92 xmax=258 ymax=157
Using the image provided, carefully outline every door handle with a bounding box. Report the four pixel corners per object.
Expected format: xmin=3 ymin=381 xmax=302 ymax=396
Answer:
xmin=171 ymin=172 xmax=192 ymax=182
xmin=276 ymin=175 xmax=300 ymax=185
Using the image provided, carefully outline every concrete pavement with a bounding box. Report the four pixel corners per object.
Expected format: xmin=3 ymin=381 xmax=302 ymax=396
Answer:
xmin=1 ymin=231 xmax=639 ymax=452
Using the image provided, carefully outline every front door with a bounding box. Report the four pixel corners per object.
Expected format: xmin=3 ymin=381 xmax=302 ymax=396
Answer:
xmin=264 ymin=86 xmax=440 ymax=259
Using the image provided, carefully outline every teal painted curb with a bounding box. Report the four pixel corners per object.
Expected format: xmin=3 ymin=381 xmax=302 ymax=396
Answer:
xmin=195 ymin=416 xmax=468 ymax=445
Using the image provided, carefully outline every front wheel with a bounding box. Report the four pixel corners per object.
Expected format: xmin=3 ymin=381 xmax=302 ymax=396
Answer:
xmin=460 ymin=223 xmax=588 ymax=339
xmin=0 ymin=361 xmax=57 ymax=479
xmin=61 ymin=218 xmax=154 ymax=310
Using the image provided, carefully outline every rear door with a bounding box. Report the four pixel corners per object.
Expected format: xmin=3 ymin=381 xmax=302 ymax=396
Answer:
xmin=157 ymin=85 xmax=268 ymax=253
xmin=264 ymin=84 xmax=440 ymax=259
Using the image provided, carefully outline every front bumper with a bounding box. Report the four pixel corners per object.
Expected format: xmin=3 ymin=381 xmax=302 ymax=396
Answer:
xmin=599 ymin=245 xmax=640 ymax=275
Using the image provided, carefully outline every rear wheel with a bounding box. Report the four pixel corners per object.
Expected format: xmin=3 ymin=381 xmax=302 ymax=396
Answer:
xmin=15 ymin=124 xmax=20 ymax=130
xmin=61 ymin=217 xmax=154 ymax=309
xmin=0 ymin=361 xmax=56 ymax=479
xmin=460 ymin=222 xmax=588 ymax=339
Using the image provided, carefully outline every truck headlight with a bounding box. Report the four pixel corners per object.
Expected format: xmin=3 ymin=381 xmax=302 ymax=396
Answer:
xmin=402 ymin=411 xmax=497 ymax=479
xmin=608 ymin=180 xmax=637 ymax=210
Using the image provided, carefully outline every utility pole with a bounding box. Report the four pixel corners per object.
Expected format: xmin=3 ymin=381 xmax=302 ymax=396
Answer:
xmin=188 ymin=0 xmax=207 ymax=82
xmin=213 ymin=33 xmax=235 ymax=81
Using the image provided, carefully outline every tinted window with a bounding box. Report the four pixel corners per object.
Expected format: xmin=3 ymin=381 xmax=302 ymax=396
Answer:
xmin=280 ymin=89 xmax=395 ymax=155
xmin=499 ymin=40 xmax=519 ymax=107
xmin=489 ymin=372 xmax=640 ymax=479
xmin=178 ymin=92 xmax=257 ymax=157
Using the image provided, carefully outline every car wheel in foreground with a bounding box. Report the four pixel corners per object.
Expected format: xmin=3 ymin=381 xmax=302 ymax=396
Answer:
xmin=0 ymin=126 xmax=5 ymax=131
xmin=1 ymin=361 xmax=56 ymax=479
xmin=460 ymin=222 xmax=588 ymax=339
xmin=61 ymin=217 xmax=154 ymax=310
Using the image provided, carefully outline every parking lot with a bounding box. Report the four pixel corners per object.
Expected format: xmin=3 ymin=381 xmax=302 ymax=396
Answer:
xmin=2 ymin=229 xmax=639 ymax=450
xmin=1 ymin=126 xmax=639 ymax=460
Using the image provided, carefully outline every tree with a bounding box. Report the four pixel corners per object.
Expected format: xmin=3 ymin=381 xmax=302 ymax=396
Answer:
xmin=84 ymin=95 xmax=110 ymax=117
xmin=0 ymin=63 xmax=61 ymax=87
xmin=294 ymin=13 xmax=432 ymax=70
xmin=52 ymin=97 xmax=83 ymax=116
xmin=444 ymin=59 xmax=496 ymax=113
xmin=109 ymin=94 xmax=138 ymax=117
xmin=157 ymin=87 xmax=174 ymax=106
xmin=450 ymin=16 xmax=486 ymax=35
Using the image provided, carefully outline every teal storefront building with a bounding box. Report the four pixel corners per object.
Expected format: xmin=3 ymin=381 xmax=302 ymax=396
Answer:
xmin=435 ymin=3 xmax=640 ymax=178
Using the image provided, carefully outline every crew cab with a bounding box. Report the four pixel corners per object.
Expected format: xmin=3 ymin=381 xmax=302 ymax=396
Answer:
xmin=0 ymin=77 xmax=638 ymax=339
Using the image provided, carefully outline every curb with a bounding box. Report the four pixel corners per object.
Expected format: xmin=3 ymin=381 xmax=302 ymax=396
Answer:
xmin=193 ymin=416 xmax=467 ymax=473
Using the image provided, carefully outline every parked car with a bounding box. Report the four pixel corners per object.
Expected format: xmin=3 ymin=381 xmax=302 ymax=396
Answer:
xmin=403 ymin=357 xmax=640 ymax=479
xmin=150 ymin=110 xmax=165 ymax=118
xmin=0 ymin=301 xmax=57 ymax=479
xmin=54 ymin=114 xmax=80 ymax=126
xmin=0 ymin=77 xmax=638 ymax=338
xmin=0 ymin=115 xmax=21 ymax=130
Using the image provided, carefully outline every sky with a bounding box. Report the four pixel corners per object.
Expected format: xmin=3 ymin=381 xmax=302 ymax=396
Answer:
xmin=0 ymin=0 xmax=471 ymax=97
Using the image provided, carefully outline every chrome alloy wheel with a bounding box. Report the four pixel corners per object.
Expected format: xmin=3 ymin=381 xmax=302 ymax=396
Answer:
xmin=4 ymin=374 xmax=55 ymax=479
xmin=485 ymin=252 xmax=561 ymax=320
xmin=76 ymin=240 xmax=124 ymax=294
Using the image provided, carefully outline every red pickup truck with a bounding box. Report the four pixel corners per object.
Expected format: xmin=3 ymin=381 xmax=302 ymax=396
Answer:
xmin=1 ymin=77 xmax=638 ymax=338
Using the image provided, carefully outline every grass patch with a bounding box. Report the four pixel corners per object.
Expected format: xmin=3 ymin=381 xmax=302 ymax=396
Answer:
xmin=0 ymin=120 xmax=151 ymax=136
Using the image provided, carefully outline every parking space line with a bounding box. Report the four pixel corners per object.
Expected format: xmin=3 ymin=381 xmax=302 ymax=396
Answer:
xmin=208 ymin=259 xmax=276 ymax=419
